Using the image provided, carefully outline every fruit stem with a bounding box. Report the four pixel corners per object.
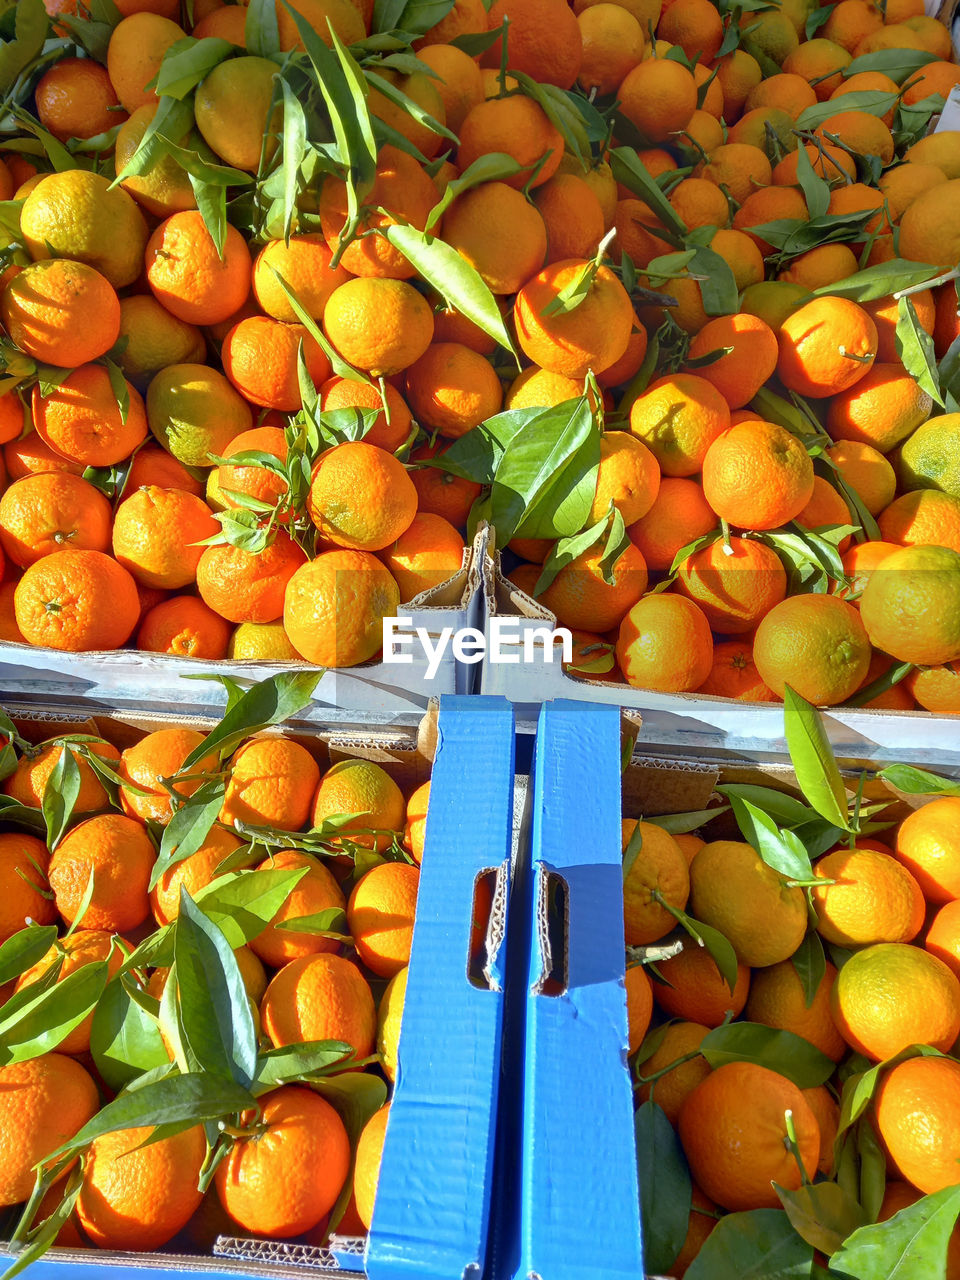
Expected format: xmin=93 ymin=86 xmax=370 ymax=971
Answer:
xmin=634 ymin=1047 xmax=702 ymax=1089
xmin=720 ymin=518 xmax=734 ymax=554
xmin=894 ymin=266 xmax=960 ymax=299
xmin=497 ymin=17 xmax=511 ymax=96
xmin=783 ymin=1108 xmax=811 ymax=1185
xmin=838 ymin=347 xmax=875 ymax=363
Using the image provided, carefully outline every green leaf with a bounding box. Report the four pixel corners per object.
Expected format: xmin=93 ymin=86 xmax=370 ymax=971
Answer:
xmin=111 ymin=95 xmax=194 ymax=183
xmin=41 ymin=745 xmax=81 ymax=850
xmin=194 ymin=866 xmax=310 ymax=948
xmin=794 ymin=141 xmax=831 ymax=220
xmin=675 ymin=919 xmax=740 ymax=996
xmin=151 ymin=779 xmax=226 ymax=892
xmin=279 ymin=78 xmax=308 ymax=243
xmin=0 ymin=0 xmax=48 ymax=97
xmin=180 ymin=672 xmax=323 ymax=772
xmin=782 ymin=688 xmax=850 ymax=831
xmin=688 ymin=246 xmax=740 ymax=317
xmin=646 ymin=807 xmax=726 ymax=835
xmin=312 ymin=1070 xmax=388 ymax=1144
xmin=155 ymin=36 xmax=233 ymax=100
xmin=858 ymin=1114 xmax=887 ymax=1224
xmin=716 ymin=784 xmax=812 ymax=828
xmin=813 ymin=260 xmax=939 ymax=302
xmin=174 ymin=888 xmax=258 ymax=1089
xmin=877 ymin=764 xmax=960 ymax=797
xmin=245 ymin=0 xmax=280 ymax=56
xmin=380 ymin=222 xmax=515 ymax=355
xmin=796 ymin=91 xmax=899 ymax=130
xmin=775 ymin=1181 xmax=866 ymax=1258
xmin=366 ymin=68 xmax=457 ymax=146
xmin=684 ymin=1208 xmax=814 ymax=1279
xmin=156 ymin=135 xmax=253 ymax=188
xmin=836 ymin=1045 xmax=939 ymax=1138
xmin=843 ymin=47 xmax=938 ymax=81
xmin=623 ymin=820 xmax=644 ymax=884
xmin=700 ymin=1022 xmax=834 ymax=1088
xmin=90 ymin=973 xmax=169 ymax=1091
xmin=831 ymin=1183 xmax=960 ymax=1279
xmin=896 ymin=295 xmax=944 ymax=408
xmin=275 ymin=906 xmax=348 ymax=936
xmin=844 ymin=660 xmax=913 ymax=708
xmin=449 ymin=27 xmax=502 ymax=55
xmin=635 ymin=1100 xmax=692 ymax=1275
xmin=190 ymin=175 xmax=228 ymax=257
xmin=0 ymin=961 xmax=108 ymax=1065
xmin=728 ymin=796 xmax=814 ymax=883
xmin=46 ymin=1072 xmax=256 ymax=1165
xmin=268 ymin=268 xmax=372 ymax=383
xmin=253 ymin=1039 xmax=354 ymax=1091
xmin=608 ymin=146 xmax=687 ymax=241
xmin=512 ymin=72 xmax=589 ymax=165
xmin=534 ymin=509 xmax=612 ymax=596
xmin=0 ymin=926 xmax=58 ymax=989
xmin=791 ymin=930 xmax=827 ymax=1009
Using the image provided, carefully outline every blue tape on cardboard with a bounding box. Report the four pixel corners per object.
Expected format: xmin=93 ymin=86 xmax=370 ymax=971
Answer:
xmin=490 ymin=699 xmax=643 ymax=1280
xmin=359 ymin=694 xmax=516 ymax=1280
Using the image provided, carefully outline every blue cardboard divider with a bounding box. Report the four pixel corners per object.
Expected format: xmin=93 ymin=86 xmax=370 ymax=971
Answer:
xmin=1 ymin=696 xmax=516 ymax=1280
xmin=488 ymin=699 xmax=643 ymax=1280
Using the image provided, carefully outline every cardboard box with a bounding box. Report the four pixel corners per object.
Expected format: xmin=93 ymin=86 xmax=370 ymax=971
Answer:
xmin=0 ymin=535 xmax=484 ymax=731
xmin=0 ymin=694 xmax=517 ymax=1280
xmin=478 ymin=539 xmax=960 ymax=774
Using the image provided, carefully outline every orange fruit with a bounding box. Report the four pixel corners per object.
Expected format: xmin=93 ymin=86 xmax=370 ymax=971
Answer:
xmin=114 ymin=104 xmax=200 ymax=220
xmin=15 ymin=930 xmax=122 ymax=1055
xmin=854 ymin=651 xmax=916 ymax=710
xmin=746 ymin=958 xmax=846 ymax=1062
xmin=823 ymin=0 xmax=883 ymax=50
xmin=679 ymin=1063 xmax=820 ymax=1211
xmin=34 ymin=56 xmax=126 ymax=141
xmin=78 ymin=1124 xmax=205 ymax=1250
xmin=409 ymin=442 xmax=482 ymax=528
xmin=753 ymin=593 xmax=871 ymax=705
xmin=0 ymin=473 xmax=112 ymax=569
xmin=654 ymin=943 xmax=750 ymax=1025
xmin=319 ymin=146 xmax=439 ymax=281
xmin=870 ymin=292 xmax=938 ymax=370
xmin=676 ymin=537 xmax=787 ymax=635
xmin=701 ymin=419 xmax=815 ymax=530
xmin=746 ymin=70 xmax=816 ymax=117
xmin=217 ymin=1087 xmax=350 ymax=1239
xmin=0 ymin=1054 xmax=99 ymax=1208
xmin=274 ymin=0 xmax=366 ymax=48
xmin=112 ymin=486 xmax=217 ymax=590
xmin=697 ymin=636 xmax=777 ymax=701
xmin=614 ymin=197 xmax=672 ymax=268
xmin=625 ymin=964 xmax=653 ymax=1055
xmin=878 ymin=489 xmax=960 ymax=553
xmin=672 ymin=1185 xmax=719 ymax=1278
xmin=514 ymin=259 xmax=633 ymax=379
xmin=899 ymin=180 xmax=960 ymax=270
xmin=1 ymin=260 xmax=119 ymax=367
xmin=816 ymin=109 xmax=894 ymax=164
xmin=220 ymin=736 xmax=321 ymax=833
xmin=695 ymin=143 xmax=773 ymax=206
xmin=859 ymin=544 xmax=960 ymax=666
xmin=227 ymin=621 xmax=301 ymax=662
xmin=148 ymin=825 xmax=243 ymax=924
xmin=283 ymin=549 xmax=401 ymax=667
xmin=795 ymin=474 xmax=853 ymax=546
xmin=627 ymin=477 xmax=716 ymax=571
xmin=347 ymin=861 xmax=420 ymax=978
xmin=404 ymin=781 xmax=430 ymax=865
xmin=778 ymin=243 xmax=861 ymax=293
xmin=310 ymin=759 xmax=406 ymax=853
xmin=15 ymin=550 xmax=140 ymax=651
xmin=618 ymin=58 xmax=698 ymax=144
xmin=772 ymin=141 xmax=857 ymax=186
xmin=538 ymin=541 xmax=648 ymax=631
xmin=827 ymin=363 xmax=933 ymax=453
xmin=636 ymin=1021 xmax=712 ymax=1123
xmin=125 ymin=445 xmax=205 ymax=498
xmin=221 ymin=316 xmax=331 ymax=412
xmin=261 ymin=953 xmax=377 ymax=1057
xmin=354 ymin=1104 xmax=389 ymax=1231
xmin=253 ymin=234 xmax=351 ymax=322
xmin=106 ymin=13 xmax=187 ymax=112
xmin=307 ymin=441 xmax=417 ymax=551
xmin=483 ymin=0 xmax=583 ymax=89
xmin=323 ymin=278 xmax=435 ymax=377
xmin=734 ymin=187 xmax=809 ymax=257
xmin=405 ymin=343 xmax=503 ymax=439
xmin=33 ymin=365 xmax=147 ymax=467
xmin=215 ymin=426 xmax=289 ymax=517
xmin=0 ymin=391 xmax=26 ymax=446
xmin=416 ymin=44 xmax=484 ymax=133
xmin=118 ymin=727 xmax=215 ymax=825
xmin=689 ymin=839 xmax=807 ymax=967
xmin=115 ymin=297 xmax=206 ymax=393
xmin=685 ymin=313 xmax=779 ymax=410
xmin=907 ymin=662 xmax=960 ymax=714
xmin=0 ymin=832 xmax=56 ymax=943
xmin=628 ymin=374 xmax=731 ymax=477
xmin=379 ymin=512 xmax=465 ymax=602
xmin=442 ymin=181 xmax=548 ymax=295
xmin=813 ymin=847 xmax=925 ymax=946
xmin=145 ymin=211 xmax=252 ymax=326
xmin=896 ymin=797 xmax=960 ymax=903
xmin=777 ymin=296 xmax=878 ymax=398
xmin=457 ymin=95 xmax=563 ymax=190
xmin=782 ymin=37 xmax=850 ymax=99
xmin=3 ymin=741 xmax=120 ymax=817
xmin=49 ymin=812 xmax=155 ymax=932
xmin=901 ymin=58 xmax=960 ymax=105
xmin=617 ymin=593 xmax=713 ymax=692
xmin=826 ymin=440 xmax=896 ymax=516
xmin=879 ymin=164 xmax=947 ymax=222
xmin=533 ymin=173 xmax=605 ymax=262
xmin=319 ymin=378 xmax=411 ymax=455
xmin=588 ymin=431 xmax=660 ymax=526
xmin=576 ymin=4 xmax=645 ymax=96
xmin=196 ymin=534 xmax=307 ymax=625
xmin=247 ymin=850 xmax=346 ymax=968
xmin=659 ymin=0 xmax=723 ymax=59
xmin=193 ymin=56 xmax=283 ymax=172
xmin=621 ymin=818 xmax=690 ymax=945
xmin=368 ymin=70 xmax=447 ymax=159
xmin=875 ymin=1056 xmax=960 ymax=1196
xmin=832 ymin=942 xmax=960 ymax=1060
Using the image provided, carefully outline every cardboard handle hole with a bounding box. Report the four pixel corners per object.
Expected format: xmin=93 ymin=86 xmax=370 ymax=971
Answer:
xmin=467 ymin=868 xmax=499 ymax=990
xmin=534 ymin=870 xmax=568 ymax=997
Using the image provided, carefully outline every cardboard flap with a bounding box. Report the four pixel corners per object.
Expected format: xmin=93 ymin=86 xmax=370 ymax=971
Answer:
xmin=364 ymin=696 xmax=516 ymax=1280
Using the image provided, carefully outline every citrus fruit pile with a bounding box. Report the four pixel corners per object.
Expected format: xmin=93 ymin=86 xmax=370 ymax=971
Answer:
xmin=0 ymin=676 xmax=432 ymax=1260
xmin=0 ymin=0 xmax=957 ymax=696
xmin=625 ymin=694 xmax=960 ymax=1276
